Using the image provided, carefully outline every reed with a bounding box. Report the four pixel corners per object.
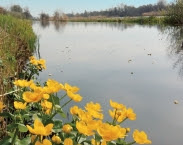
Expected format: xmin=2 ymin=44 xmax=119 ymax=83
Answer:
xmin=0 ymin=14 xmax=36 ymax=96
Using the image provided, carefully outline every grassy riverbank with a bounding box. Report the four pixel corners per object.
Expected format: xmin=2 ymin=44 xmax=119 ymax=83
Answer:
xmin=0 ymin=15 xmax=36 ymax=96
xmin=68 ymin=16 xmax=167 ymax=24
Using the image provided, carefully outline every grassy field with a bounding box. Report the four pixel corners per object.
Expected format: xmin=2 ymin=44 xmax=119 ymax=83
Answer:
xmin=0 ymin=15 xmax=36 ymax=96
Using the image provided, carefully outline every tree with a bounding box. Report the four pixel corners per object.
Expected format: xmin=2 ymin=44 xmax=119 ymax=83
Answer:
xmin=23 ymin=8 xmax=32 ymax=19
xmin=167 ymin=0 xmax=183 ymax=24
xmin=10 ymin=5 xmax=23 ymax=13
xmin=40 ymin=12 xmax=49 ymax=21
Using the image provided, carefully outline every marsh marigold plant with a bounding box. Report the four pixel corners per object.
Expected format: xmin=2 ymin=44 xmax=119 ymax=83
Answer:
xmin=0 ymin=56 xmax=151 ymax=145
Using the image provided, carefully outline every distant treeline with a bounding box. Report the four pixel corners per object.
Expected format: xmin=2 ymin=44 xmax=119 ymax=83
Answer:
xmin=0 ymin=5 xmax=32 ymax=19
xmin=67 ymin=0 xmax=168 ymax=17
xmin=0 ymin=5 xmax=67 ymax=21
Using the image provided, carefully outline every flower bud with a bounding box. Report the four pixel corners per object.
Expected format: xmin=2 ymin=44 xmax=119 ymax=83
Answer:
xmin=62 ymin=124 xmax=73 ymax=133
xmin=52 ymin=135 xmax=61 ymax=144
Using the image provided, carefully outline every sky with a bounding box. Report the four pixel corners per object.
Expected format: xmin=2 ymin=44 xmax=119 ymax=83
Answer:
xmin=0 ymin=0 xmax=173 ymax=17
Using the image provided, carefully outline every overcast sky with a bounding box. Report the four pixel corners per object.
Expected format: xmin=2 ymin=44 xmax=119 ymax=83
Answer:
xmin=0 ymin=0 xmax=173 ymax=17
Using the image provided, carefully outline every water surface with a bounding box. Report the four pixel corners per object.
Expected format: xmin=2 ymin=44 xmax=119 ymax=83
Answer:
xmin=33 ymin=21 xmax=183 ymax=145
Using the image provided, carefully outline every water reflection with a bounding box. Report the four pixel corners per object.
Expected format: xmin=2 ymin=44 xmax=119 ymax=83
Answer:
xmin=160 ymin=26 xmax=183 ymax=76
xmin=40 ymin=20 xmax=50 ymax=29
xmin=53 ymin=21 xmax=67 ymax=32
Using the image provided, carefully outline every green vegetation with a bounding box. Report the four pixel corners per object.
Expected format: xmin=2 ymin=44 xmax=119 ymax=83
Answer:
xmin=68 ymin=16 xmax=166 ymax=25
xmin=166 ymin=0 xmax=183 ymax=24
xmin=0 ymin=14 xmax=36 ymax=95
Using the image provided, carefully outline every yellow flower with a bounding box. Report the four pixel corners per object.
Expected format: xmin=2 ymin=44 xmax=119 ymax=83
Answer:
xmin=35 ymin=139 xmax=52 ymax=145
xmin=125 ymin=108 xmax=136 ymax=120
xmin=97 ymin=123 xmax=126 ymax=141
xmin=45 ymin=79 xmax=64 ymax=93
xmin=29 ymin=56 xmax=46 ymax=70
xmin=64 ymin=138 xmax=73 ymax=145
xmin=126 ymin=128 xmax=130 ymax=133
xmin=41 ymin=100 xmax=52 ymax=114
xmin=76 ymin=121 xmax=94 ymax=136
xmin=62 ymin=124 xmax=73 ymax=133
xmin=43 ymin=94 xmax=50 ymax=99
xmin=37 ymin=59 xmax=46 ymax=69
xmin=77 ymin=109 xmax=93 ymax=122
xmin=85 ymin=102 xmax=103 ymax=119
xmin=14 ymin=80 xmax=33 ymax=87
xmin=91 ymin=139 xmax=106 ymax=145
xmin=26 ymin=119 xmax=53 ymax=136
xmin=109 ymin=109 xmax=126 ymax=122
xmin=52 ymin=135 xmax=61 ymax=144
xmin=64 ymin=83 xmax=79 ymax=93
xmin=133 ymin=129 xmax=152 ymax=144
xmin=110 ymin=100 xmax=126 ymax=110
xmin=14 ymin=101 xmax=27 ymax=110
xmin=67 ymin=91 xmax=82 ymax=102
xmin=91 ymin=139 xmax=100 ymax=145
xmin=41 ymin=100 xmax=52 ymax=109
xmin=0 ymin=101 xmax=5 ymax=112
xmin=70 ymin=106 xmax=80 ymax=115
xmin=23 ymin=91 xmax=42 ymax=103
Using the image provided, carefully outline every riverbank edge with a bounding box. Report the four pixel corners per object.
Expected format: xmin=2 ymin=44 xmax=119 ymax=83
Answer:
xmin=66 ymin=16 xmax=170 ymax=25
xmin=0 ymin=14 xmax=37 ymax=99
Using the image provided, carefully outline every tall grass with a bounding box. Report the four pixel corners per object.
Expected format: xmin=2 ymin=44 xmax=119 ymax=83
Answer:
xmin=0 ymin=14 xmax=36 ymax=96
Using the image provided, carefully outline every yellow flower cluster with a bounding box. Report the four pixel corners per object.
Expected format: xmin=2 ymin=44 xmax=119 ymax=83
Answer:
xmin=8 ymin=56 xmax=152 ymax=145
xmin=29 ymin=56 xmax=46 ymax=70
xmin=109 ymin=100 xmax=136 ymax=123
xmin=70 ymin=100 xmax=151 ymax=144
xmin=14 ymin=79 xmax=82 ymax=105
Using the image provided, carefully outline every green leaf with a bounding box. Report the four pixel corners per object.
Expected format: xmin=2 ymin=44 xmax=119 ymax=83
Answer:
xmin=53 ymin=96 xmax=60 ymax=105
xmin=56 ymin=107 xmax=66 ymax=118
xmin=0 ymin=136 xmax=11 ymax=145
xmin=15 ymin=137 xmax=31 ymax=145
xmin=108 ymin=141 xmax=117 ymax=145
xmin=53 ymin=120 xmax=63 ymax=129
xmin=0 ymin=112 xmax=14 ymax=119
xmin=7 ymin=123 xmax=18 ymax=131
xmin=17 ymin=123 xmax=28 ymax=132
xmin=94 ymin=133 xmax=102 ymax=142
xmin=80 ymin=140 xmax=91 ymax=145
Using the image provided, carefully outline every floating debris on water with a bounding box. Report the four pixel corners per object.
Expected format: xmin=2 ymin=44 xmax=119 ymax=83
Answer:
xmin=174 ymin=100 xmax=178 ymax=104
xmin=49 ymin=74 xmax=52 ymax=76
xmin=128 ymin=59 xmax=132 ymax=63
xmin=147 ymin=54 xmax=152 ymax=56
xmin=131 ymin=72 xmax=134 ymax=74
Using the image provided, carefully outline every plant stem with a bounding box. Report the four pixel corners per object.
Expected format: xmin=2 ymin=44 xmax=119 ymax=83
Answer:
xmin=32 ymin=135 xmax=39 ymax=145
xmin=0 ymin=89 xmax=21 ymax=97
xmin=118 ymin=117 xmax=127 ymax=125
xmin=11 ymin=128 xmax=19 ymax=145
xmin=59 ymin=93 xmax=67 ymax=100
xmin=61 ymin=99 xmax=72 ymax=108
xmin=112 ymin=109 xmax=117 ymax=125
xmin=127 ymin=141 xmax=136 ymax=145
xmin=49 ymin=112 xmax=57 ymax=120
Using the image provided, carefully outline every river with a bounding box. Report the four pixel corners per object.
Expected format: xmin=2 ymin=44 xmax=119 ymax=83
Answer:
xmin=33 ymin=21 xmax=183 ymax=145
